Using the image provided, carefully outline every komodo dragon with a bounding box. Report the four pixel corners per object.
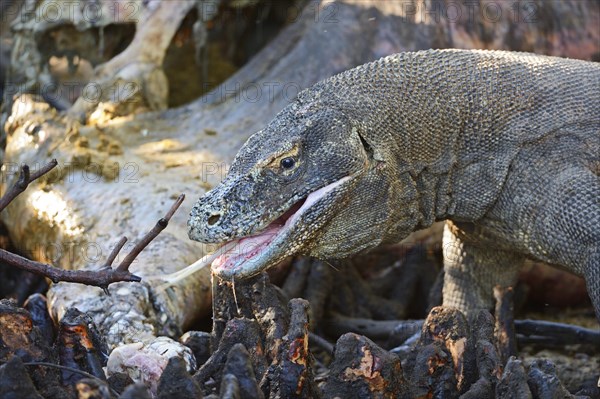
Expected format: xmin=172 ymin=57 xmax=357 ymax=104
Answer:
xmin=188 ymin=49 xmax=600 ymax=320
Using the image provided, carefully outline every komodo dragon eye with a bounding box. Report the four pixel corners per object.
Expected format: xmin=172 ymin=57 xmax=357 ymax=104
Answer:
xmin=280 ymin=157 xmax=296 ymax=169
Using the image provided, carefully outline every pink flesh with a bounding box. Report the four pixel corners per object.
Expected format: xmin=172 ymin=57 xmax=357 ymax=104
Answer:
xmin=211 ymin=177 xmax=349 ymax=274
xmin=212 ymin=225 xmax=281 ymax=271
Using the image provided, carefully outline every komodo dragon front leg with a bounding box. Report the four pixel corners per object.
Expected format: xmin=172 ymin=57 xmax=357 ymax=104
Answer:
xmin=444 ymin=126 xmax=600 ymax=317
xmin=441 ymin=221 xmax=524 ymax=313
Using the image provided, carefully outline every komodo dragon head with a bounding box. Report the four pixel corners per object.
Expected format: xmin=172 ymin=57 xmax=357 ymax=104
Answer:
xmin=188 ymin=91 xmax=421 ymax=278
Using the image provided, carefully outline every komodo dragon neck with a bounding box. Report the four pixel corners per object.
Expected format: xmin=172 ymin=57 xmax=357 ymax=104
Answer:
xmin=305 ymin=50 xmax=595 ymax=230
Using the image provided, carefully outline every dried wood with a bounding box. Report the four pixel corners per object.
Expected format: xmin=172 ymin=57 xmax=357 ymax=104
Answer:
xmin=515 ymin=319 xmax=600 ymax=349
xmin=181 ymin=330 xmax=213 ymax=366
xmin=262 ymin=299 xmax=319 ymax=398
xmin=0 ymin=163 xmax=183 ymax=290
xmin=223 ymin=344 xmax=264 ymax=399
xmin=418 ymin=307 xmax=478 ymax=393
xmin=195 ymin=318 xmax=267 ymax=395
xmin=0 ymin=356 xmax=44 ymax=399
xmin=156 ymin=357 xmax=203 ymax=399
xmin=23 ymin=293 xmax=55 ymax=346
xmin=118 ymin=383 xmax=152 ymax=399
xmin=56 ymin=308 xmax=108 ymax=385
xmin=322 ymin=332 xmax=410 ymax=399
xmin=495 ymin=356 xmax=532 ymax=399
xmin=324 ymin=312 xmax=423 ymax=342
xmin=494 ymin=285 xmax=518 ymax=363
xmin=526 ymin=359 xmax=574 ymax=399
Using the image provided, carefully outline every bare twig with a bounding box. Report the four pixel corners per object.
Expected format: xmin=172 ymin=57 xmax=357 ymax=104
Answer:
xmin=104 ymin=236 xmax=128 ymax=268
xmin=117 ymin=194 xmax=185 ymax=272
xmin=0 ymin=249 xmax=141 ymax=287
xmin=0 ymin=159 xmax=57 ymax=212
xmin=29 ymin=160 xmax=59 ymax=181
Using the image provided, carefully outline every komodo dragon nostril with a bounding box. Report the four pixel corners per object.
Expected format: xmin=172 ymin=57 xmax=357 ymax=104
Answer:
xmin=207 ymin=214 xmax=221 ymax=226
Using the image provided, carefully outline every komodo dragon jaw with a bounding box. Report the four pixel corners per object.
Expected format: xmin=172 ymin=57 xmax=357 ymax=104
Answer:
xmin=188 ymin=105 xmax=375 ymax=278
xmin=204 ymin=175 xmax=356 ymax=278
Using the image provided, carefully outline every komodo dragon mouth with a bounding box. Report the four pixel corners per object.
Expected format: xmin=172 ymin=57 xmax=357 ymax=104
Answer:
xmin=210 ymin=176 xmax=353 ymax=278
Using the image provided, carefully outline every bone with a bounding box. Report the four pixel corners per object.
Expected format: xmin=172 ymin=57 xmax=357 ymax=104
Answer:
xmin=106 ymin=336 xmax=196 ymax=396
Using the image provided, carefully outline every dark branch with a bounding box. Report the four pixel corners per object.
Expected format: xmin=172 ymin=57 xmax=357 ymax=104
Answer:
xmin=29 ymin=159 xmax=59 ymax=181
xmin=0 ymin=249 xmax=141 ymax=287
xmin=0 ymin=159 xmax=58 ymax=212
xmin=515 ymin=319 xmax=600 ymax=348
xmin=309 ymin=332 xmax=334 ymax=355
xmin=104 ymin=236 xmax=128 ymax=268
xmin=323 ymin=312 xmax=424 ymax=341
xmin=117 ymin=194 xmax=185 ymax=272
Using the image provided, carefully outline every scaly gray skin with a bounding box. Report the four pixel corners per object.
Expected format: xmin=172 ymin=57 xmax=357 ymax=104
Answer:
xmin=188 ymin=49 xmax=600 ymax=320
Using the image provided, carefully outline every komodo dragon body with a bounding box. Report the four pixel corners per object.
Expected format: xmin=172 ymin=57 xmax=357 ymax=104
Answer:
xmin=188 ymin=49 xmax=600 ymax=319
